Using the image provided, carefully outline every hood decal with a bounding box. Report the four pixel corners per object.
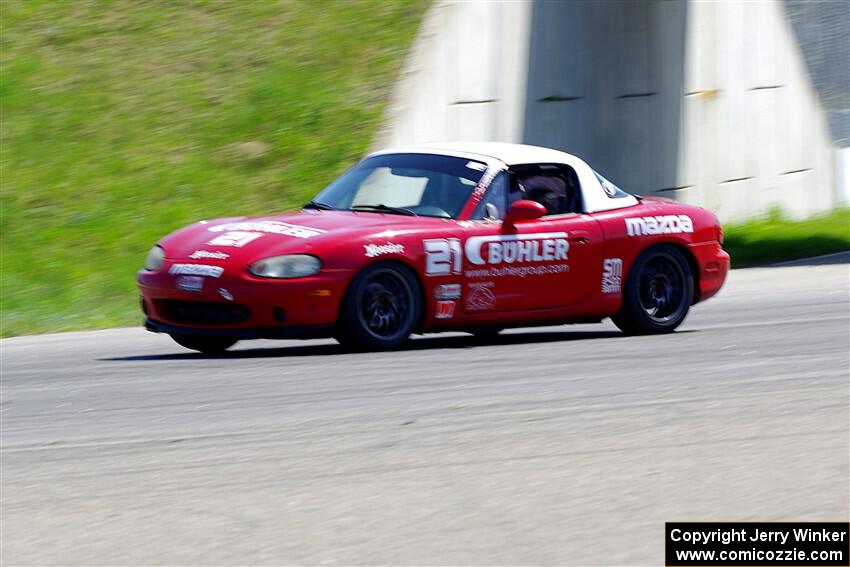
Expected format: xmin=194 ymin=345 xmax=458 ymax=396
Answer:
xmin=206 ymin=231 xmax=263 ymax=248
xmin=208 ymin=220 xmax=325 ymax=239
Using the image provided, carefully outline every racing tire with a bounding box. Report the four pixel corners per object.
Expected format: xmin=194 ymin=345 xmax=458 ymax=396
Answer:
xmin=336 ymin=262 xmax=421 ymax=350
xmin=612 ymin=245 xmax=693 ymax=335
xmin=170 ymin=334 xmax=238 ymax=353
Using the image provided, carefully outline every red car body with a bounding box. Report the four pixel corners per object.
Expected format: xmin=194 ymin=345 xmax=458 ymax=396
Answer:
xmin=138 ymin=143 xmax=729 ymax=350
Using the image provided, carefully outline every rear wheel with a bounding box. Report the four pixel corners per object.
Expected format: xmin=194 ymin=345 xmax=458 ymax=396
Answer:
xmin=170 ymin=334 xmax=238 ymax=353
xmin=336 ymin=262 xmax=421 ymax=350
xmin=612 ymin=245 xmax=693 ymax=335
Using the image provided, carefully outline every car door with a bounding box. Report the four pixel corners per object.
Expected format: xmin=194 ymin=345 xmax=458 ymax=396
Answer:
xmin=460 ymin=169 xmax=604 ymax=313
xmin=461 ymin=215 xmax=602 ymax=312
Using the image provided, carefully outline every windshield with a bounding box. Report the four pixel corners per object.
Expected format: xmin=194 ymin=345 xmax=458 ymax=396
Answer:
xmin=311 ymin=153 xmax=487 ymax=218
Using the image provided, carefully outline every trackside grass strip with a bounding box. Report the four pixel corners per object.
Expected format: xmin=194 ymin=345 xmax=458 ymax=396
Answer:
xmin=0 ymin=0 xmax=428 ymax=337
xmin=723 ymin=208 xmax=850 ymax=268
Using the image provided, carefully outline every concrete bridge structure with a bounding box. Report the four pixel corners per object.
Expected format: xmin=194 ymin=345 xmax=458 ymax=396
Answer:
xmin=374 ymin=0 xmax=849 ymax=223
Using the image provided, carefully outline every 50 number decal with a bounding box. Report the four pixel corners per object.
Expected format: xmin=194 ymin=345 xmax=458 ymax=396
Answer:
xmin=424 ymin=238 xmax=462 ymax=276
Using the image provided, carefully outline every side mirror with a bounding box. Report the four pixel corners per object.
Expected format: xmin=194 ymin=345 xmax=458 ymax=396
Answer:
xmin=504 ymin=199 xmax=546 ymax=225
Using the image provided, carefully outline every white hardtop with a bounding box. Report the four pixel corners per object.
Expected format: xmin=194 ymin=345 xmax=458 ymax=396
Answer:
xmin=371 ymin=141 xmax=583 ymax=167
xmin=368 ymin=142 xmax=639 ymax=214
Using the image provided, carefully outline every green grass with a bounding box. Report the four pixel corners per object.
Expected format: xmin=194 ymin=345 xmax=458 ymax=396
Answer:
xmin=724 ymin=208 xmax=850 ymax=268
xmin=0 ymin=0 xmax=428 ymax=336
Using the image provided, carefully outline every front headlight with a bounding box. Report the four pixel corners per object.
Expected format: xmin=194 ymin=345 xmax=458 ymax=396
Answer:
xmin=248 ymin=254 xmax=321 ymax=278
xmin=144 ymin=245 xmax=166 ymax=271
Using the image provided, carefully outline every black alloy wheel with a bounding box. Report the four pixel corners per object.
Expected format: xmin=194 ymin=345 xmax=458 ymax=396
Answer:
xmin=337 ymin=263 xmax=421 ymax=349
xmin=612 ymin=245 xmax=693 ymax=335
xmin=639 ymin=255 xmax=686 ymax=322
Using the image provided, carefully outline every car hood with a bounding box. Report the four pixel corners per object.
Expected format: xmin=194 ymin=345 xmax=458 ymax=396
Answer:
xmin=159 ymin=209 xmax=448 ymax=265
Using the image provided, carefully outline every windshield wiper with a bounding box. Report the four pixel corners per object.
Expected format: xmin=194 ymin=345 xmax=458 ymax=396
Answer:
xmin=351 ymin=203 xmax=417 ymax=216
xmin=303 ymin=200 xmax=336 ymax=211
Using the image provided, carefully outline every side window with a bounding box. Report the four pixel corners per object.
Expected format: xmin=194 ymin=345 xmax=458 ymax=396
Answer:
xmin=470 ymin=172 xmax=508 ymax=220
xmin=514 ymin=165 xmax=582 ymax=216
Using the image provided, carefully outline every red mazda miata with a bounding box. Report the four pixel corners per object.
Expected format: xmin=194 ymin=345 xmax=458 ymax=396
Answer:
xmin=138 ymin=142 xmax=729 ymax=352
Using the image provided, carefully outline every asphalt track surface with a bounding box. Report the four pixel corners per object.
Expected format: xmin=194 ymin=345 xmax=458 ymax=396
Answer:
xmin=2 ymin=259 xmax=848 ymax=565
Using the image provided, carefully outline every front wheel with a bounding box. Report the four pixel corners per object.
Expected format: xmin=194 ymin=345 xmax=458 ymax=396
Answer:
xmin=336 ymin=262 xmax=421 ymax=350
xmin=170 ymin=334 xmax=238 ymax=353
xmin=612 ymin=245 xmax=693 ymax=335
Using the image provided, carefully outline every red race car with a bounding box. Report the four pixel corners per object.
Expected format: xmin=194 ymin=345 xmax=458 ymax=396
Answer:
xmin=138 ymin=142 xmax=729 ymax=353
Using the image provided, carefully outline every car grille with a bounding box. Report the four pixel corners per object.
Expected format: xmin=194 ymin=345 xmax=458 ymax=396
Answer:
xmin=156 ymin=300 xmax=251 ymax=325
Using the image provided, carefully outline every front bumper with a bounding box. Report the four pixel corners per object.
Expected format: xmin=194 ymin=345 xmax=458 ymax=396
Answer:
xmin=138 ymin=266 xmax=355 ymax=334
xmin=144 ymin=317 xmax=334 ymax=340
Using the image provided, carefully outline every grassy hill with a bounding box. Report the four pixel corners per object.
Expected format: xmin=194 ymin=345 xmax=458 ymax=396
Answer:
xmin=0 ymin=0 xmax=428 ymax=336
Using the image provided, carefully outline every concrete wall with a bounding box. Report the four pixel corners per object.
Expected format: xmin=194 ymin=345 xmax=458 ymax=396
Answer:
xmin=675 ymin=0 xmax=836 ymax=221
xmin=522 ymin=0 xmax=687 ymax=201
xmin=375 ymin=0 xmax=842 ymax=223
xmin=372 ymin=0 xmax=532 ymax=147
xmin=837 ymin=147 xmax=850 ymax=206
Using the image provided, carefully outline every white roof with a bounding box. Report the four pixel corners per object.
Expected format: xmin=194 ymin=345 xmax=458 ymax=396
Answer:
xmin=371 ymin=141 xmax=585 ymax=168
xmin=368 ymin=142 xmax=640 ymax=214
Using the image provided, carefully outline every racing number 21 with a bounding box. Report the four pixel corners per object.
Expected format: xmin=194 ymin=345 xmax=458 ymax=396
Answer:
xmin=424 ymin=238 xmax=462 ymax=276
